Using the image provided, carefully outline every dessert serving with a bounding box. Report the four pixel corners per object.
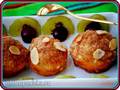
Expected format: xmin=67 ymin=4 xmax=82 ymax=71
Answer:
xmin=2 ymin=9 xmax=118 ymax=89
xmin=70 ymin=30 xmax=116 ymax=73
xmin=3 ymin=36 xmax=29 ymax=77
xmin=29 ymin=35 xmax=67 ymax=76
xmin=2 ymin=2 xmax=118 ymax=88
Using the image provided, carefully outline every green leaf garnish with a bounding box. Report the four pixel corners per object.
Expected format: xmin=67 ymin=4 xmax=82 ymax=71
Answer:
xmin=18 ymin=76 xmax=34 ymax=80
xmin=55 ymin=75 xmax=76 ymax=79
xmin=91 ymin=74 xmax=109 ymax=78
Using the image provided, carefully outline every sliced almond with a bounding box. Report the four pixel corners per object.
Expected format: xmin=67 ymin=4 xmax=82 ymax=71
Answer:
xmin=30 ymin=47 xmax=39 ymax=65
xmin=96 ymin=30 xmax=108 ymax=35
xmin=75 ymin=34 xmax=83 ymax=42
xmin=93 ymin=49 xmax=105 ymax=60
xmin=109 ymin=39 xmax=116 ymax=50
xmin=42 ymin=37 xmax=50 ymax=43
xmin=37 ymin=7 xmax=49 ymax=15
xmin=54 ymin=42 xmax=66 ymax=52
xmin=9 ymin=46 xmax=20 ymax=55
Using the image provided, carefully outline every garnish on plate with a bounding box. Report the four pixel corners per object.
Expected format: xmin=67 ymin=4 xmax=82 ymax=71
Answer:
xmin=9 ymin=17 xmax=41 ymax=43
xmin=18 ymin=76 xmax=34 ymax=80
xmin=55 ymin=75 xmax=76 ymax=79
xmin=91 ymin=74 xmax=109 ymax=78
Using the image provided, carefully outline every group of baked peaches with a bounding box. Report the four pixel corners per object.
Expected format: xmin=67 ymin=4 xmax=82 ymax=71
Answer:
xmin=3 ymin=14 xmax=117 ymax=78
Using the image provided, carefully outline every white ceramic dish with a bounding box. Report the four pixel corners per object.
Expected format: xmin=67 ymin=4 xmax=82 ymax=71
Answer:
xmin=2 ymin=12 xmax=118 ymax=88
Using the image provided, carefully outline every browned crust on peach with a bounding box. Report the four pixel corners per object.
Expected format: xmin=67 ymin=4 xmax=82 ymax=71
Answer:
xmin=29 ymin=35 xmax=67 ymax=76
xmin=70 ymin=30 xmax=116 ymax=73
xmin=3 ymin=36 xmax=29 ymax=78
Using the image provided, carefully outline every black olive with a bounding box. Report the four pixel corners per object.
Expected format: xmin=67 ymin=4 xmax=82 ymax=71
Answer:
xmin=85 ymin=22 xmax=102 ymax=31
xmin=21 ymin=24 xmax=37 ymax=43
xmin=51 ymin=22 xmax=68 ymax=42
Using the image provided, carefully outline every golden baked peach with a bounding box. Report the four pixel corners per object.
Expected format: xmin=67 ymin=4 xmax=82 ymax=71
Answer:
xmin=29 ymin=35 xmax=67 ymax=76
xmin=70 ymin=30 xmax=116 ymax=73
xmin=3 ymin=36 xmax=29 ymax=77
